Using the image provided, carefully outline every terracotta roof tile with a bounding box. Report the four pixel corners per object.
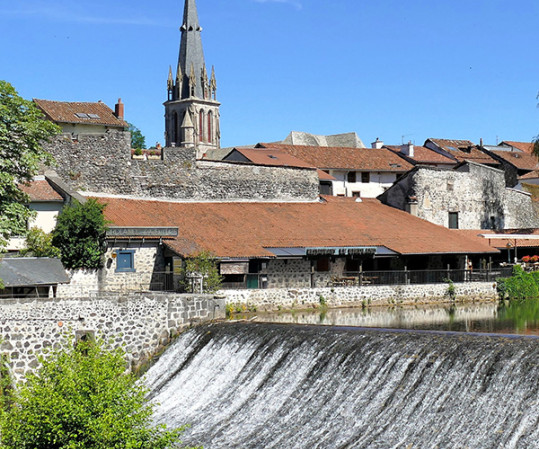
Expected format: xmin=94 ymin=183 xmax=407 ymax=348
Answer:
xmin=501 ymin=141 xmax=535 ymax=154
xmin=34 ymin=99 xmax=128 ymax=128
xmin=520 ymin=170 xmax=539 ymax=181
xmin=98 ymin=196 xmax=498 ymax=258
xmin=257 ymin=143 xmax=414 ymax=173
xmin=385 ymin=145 xmax=455 ymax=165
xmin=19 ymin=180 xmax=63 ymax=202
xmin=491 ymin=150 xmax=539 ymax=171
xmin=229 ymin=148 xmax=336 ymax=180
xmin=454 ymin=229 xmax=539 ymax=249
xmin=427 ymin=139 xmax=498 ymax=165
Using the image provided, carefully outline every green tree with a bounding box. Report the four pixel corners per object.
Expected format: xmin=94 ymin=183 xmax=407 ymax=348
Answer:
xmin=52 ymin=199 xmax=108 ymax=269
xmin=0 ymin=338 xmax=199 ymax=449
xmin=181 ymin=251 xmax=222 ymax=294
xmin=19 ymin=227 xmax=61 ymax=258
xmin=129 ymin=122 xmax=146 ymax=150
xmin=0 ymin=81 xmax=60 ymax=250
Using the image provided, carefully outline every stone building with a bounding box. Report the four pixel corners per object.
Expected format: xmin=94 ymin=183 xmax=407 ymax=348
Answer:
xmin=378 ymin=162 xmax=539 ymax=230
xmin=164 ymin=0 xmax=220 ymax=158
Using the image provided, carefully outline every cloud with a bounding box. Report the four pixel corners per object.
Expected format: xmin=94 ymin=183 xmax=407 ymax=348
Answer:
xmin=253 ymin=0 xmax=303 ymax=11
xmin=0 ymin=4 xmax=166 ymax=27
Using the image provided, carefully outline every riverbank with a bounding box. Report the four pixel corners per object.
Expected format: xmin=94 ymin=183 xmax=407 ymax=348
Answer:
xmin=220 ymin=281 xmax=498 ymax=313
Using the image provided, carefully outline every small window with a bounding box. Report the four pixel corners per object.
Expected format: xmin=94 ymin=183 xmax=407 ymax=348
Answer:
xmin=361 ymin=172 xmax=370 ymax=183
xmin=448 ymin=212 xmax=459 ymax=229
xmin=316 ymin=258 xmax=330 ymax=272
xmin=347 ymin=172 xmax=357 ymax=183
xmin=116 ymin=250 xmax=136 ymax=272
xmin=352 ymin=191 xmax=361 ymax=198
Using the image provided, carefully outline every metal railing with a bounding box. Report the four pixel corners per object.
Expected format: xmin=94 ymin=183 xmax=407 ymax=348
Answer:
xmin=218 ymin=267 xmax=514 ymax=290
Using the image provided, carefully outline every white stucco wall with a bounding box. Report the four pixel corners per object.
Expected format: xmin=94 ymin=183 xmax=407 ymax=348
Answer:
xmin=330 ymin=170 xmax=398 ymax=198
xmin=28 ymin=202 xmax=63 ymax=233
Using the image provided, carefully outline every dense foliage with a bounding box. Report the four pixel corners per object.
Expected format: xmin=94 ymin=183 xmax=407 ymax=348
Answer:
xmin=52 ymin=199 xmax=108 ymax=269
xmin=0 ymin=338 xmax=198 ymax=449
xmin=0 ymin=80 xmax=60 ymax=250
xmin=19 ymin=227 xmax=61 ymax=258
xmin=128 ymin=122 xmax=146 ymax=150
xmin=497 ymin=265 xmax=539 ymax=300
xmin=181 ymin=251 xmax=222 ymax=293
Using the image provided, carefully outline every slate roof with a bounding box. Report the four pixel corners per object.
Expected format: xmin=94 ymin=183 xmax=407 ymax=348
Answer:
xmin=490 ymin=150 xmax=539 ymax=171
xmin=384 ymin=145 xmax=455 ymax=165
xmin=426 ymin=139 xmax=498 ymax=165
xmin=19 ymin=180 xmax=63 ymax=202
xmin=0 ymin=258 xmax=70 ymax=287
xmin=34 ymin=99 xmax=128 ymax=128
xmin=99 ymin=196 xmax=498 ymax=258
xmin=227 ymin=148 xmax=336 ymax=181
xmin=257 ymin=143 xmax=414 ymax=173
xmin=500 ymin=141 xmax=535 ymax=154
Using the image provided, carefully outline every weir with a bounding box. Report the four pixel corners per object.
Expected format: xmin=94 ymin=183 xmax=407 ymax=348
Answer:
xmin=146 ymin=322 xmax=539 ymax=449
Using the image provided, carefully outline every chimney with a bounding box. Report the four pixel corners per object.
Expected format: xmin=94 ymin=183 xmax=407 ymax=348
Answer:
xmin=480 ymin=138 xmax=484 ymax=147
xmin=371 ymin=138 xmax=384 ymax=149
xmin=114 ymin=98 xmax=124 ymax=120
xmin=401 ymin=141 xmax=414 ymax=157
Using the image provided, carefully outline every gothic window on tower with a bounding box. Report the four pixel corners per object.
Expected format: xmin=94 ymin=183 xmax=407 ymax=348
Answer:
xmin=208 ymin=111 xmax=213 ymax=143
xmin=199 ymin=110 xmax=205 ymax=142
xmin=173 ymin=112 xmax=179 ymax=145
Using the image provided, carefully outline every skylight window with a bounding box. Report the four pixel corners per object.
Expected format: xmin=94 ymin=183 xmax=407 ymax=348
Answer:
xmin=88 ymin=113 xmax=100 ymax=119
xmin=447 ymin=146 xmax=457 ymax=151
xmin=268 ymin=155 xmax=278 ymax=159
xmin=75 ymin=113 xmax=90 ymax=119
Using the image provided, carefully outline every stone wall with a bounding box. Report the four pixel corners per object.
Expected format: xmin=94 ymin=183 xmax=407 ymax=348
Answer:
xmin=263 ymin=259 xmax=349 ymax=288
xmin=0 ymin=293 xmax=225 ymax=382
xmin=221 ymin=282 xmax=498 ymax=311
xmin=57 ymin=242 xmax=166 ymax=297
xmin=379 ymin=163 xmax=539 ymax=229
xmin=43 ymin=133 xmax=319 ymax=201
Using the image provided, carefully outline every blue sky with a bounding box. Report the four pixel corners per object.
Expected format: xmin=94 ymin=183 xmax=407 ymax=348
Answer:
xmin=1 ymin=0 xmax=538 ymax=148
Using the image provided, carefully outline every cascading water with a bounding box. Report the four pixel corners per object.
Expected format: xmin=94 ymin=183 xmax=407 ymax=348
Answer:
xmin=145 ymin=323 xmax=539 ymax=449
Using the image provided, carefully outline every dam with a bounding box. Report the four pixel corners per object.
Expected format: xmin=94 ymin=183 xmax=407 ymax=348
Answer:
xmin=146 ymin=322 xmax=539 ymax=449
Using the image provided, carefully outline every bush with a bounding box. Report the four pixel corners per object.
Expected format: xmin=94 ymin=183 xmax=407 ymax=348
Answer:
xmin=19 ymin=227 xmax=60 ymax=258
xmin=181 ymin=251 xmax=222 ymax=294
xmin=52 ymin=199 xmax=108 ymax=269
xmin=0 ymin=337 xmax=198 ymax=448
xmin=497 ymin=266 xmax=539 ymax=300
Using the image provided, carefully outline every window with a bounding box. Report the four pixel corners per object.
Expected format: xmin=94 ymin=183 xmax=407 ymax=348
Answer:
xmin=316 ymin=257 xmax=330 ymax=272
xmin=448 ymin=212 xmax=459 ymax=229
xmin=361 ymin=172 xmax=370 ymax=183
xmin=199 ymin=111 xmax=205 ymax=142
xmin=352 ymin=191 xmax=361 ymax=198
xmin=115 ymin=250 xmax=135 ymax=273
xmin=347 ymin=172 xmax=357 ymax=183
xmin=208 ymin=111 xmax=213 ymax=143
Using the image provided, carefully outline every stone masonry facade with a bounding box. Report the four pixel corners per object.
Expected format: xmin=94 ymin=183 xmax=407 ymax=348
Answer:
xmin=221 ymin=282 xmax=498 ymax=312
xmin=0 ymin=293 xmax=225 ymax=382
xmin=42 ymin=132 xmax=319 ymax=201
xmin=379 ymin=163 xmax=539 ymax=229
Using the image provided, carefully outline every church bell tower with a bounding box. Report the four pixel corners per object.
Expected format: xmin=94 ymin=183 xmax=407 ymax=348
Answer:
xmin=164 ymin=0 xmax=220 ymax=158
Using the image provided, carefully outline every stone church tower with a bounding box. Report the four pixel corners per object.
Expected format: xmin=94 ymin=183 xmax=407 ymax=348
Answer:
xmin=165 ymin=0 xmax=220 ymax=158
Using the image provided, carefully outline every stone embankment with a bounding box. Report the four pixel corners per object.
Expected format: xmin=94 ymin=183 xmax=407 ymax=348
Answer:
xmin=0 ymin=293 xmax=225 ymax=381
xmin=220 ymin=282 xmax=498 ymax=311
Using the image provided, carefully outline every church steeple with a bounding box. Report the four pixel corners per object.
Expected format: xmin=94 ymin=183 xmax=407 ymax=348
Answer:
xmin=164 ymin=0 xmax=220 ymax=156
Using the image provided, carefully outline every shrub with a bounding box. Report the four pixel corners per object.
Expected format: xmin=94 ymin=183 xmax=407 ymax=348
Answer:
xmin=0 ymin=338 xmax=197 ymax=448
xmin=52 ymin=199 xmax=108 ymax=269
xmin=19 ymin=227 xmax=60 ymax=258
xmin=180 ymin=250 xmax=222 ymax=294
xmin=497 ymin=266 xmax=539 ymax=300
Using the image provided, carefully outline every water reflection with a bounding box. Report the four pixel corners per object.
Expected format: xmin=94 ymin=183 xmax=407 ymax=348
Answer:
xmin=231 ymin=299 xmax=539 ymax=335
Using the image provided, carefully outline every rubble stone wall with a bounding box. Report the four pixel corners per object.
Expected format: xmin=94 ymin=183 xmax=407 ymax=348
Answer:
xmin=0 ymin=293 xmax=225 ymax=382
xmin=43 ymin=133 xmax=319 ymax=201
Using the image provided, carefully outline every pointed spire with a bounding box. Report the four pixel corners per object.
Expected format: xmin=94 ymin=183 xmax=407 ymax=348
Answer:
xmin=177 ymin=0 xmax=206 ymax=99
xmin=210 ymin=65 xmax=217 ymax=99
xmin=167 ymin=66 xmax=174 ymax=90
xmin=176 ymin=60 xmax=182 ymax=84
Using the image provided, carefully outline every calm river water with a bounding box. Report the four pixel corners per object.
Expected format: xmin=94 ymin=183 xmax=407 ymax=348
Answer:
xmin=230 ymin=300 xmax=539 ymax=335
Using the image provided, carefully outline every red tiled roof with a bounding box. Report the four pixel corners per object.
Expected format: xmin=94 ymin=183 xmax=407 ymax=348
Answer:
xmin=99 ymin=196 xmax=498 ymax=258
xmin=491 ymin=150 xmax=539 ymax=171
xmin=501 ymin=141 xmax=535 ymax=154
xmin=34 ymin=99 xmax=128 ymax=128
xmin=520 ymin=170 xmax=539 ymax=181
xmin=427 ymin=139 xmax=498 ymax=165
xmin=454 ymin=229 xmax=539 ymax=249
xmin=19 ymin=180 xmax=63 ymax=202
xmin=257 ymin=143 xmax=414 ymax=173
xmin=384 ymin=145 xmax=455 ymax=165
xmin=230 ymin=148 xmax=336 ymax=181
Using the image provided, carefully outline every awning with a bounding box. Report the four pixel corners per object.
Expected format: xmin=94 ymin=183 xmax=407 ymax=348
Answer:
xmin=0 ymin=258 xmax=70 ymax=288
